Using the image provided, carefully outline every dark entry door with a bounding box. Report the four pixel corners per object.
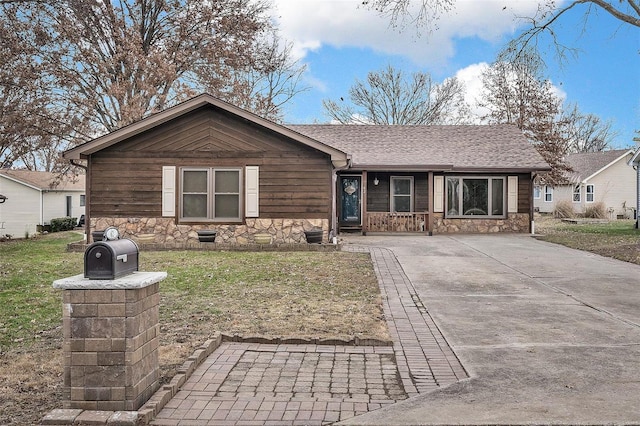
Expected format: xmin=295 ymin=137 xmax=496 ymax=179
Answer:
xmin=340 ymin=176 xmax=361 ymax=225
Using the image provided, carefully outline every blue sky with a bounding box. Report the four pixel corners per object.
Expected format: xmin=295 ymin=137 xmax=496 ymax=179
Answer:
xmin=272 ymin=0 xmax=639 ymax=149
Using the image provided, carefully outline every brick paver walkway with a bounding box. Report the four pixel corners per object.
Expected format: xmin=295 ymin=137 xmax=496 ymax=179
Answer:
xmin=152 ymin=244 xmax=467 ymax=425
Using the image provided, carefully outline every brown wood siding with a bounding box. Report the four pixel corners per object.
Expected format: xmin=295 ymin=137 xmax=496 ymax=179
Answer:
xmin=89 ymin=106 xmax=332 ymax=220
xmin=517 ymin=174 xmax=531 ymax=214
xmin=365 ymin=172 xmax=428 ymax=212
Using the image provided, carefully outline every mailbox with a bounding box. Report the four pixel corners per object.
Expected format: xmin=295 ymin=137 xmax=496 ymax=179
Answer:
xmin=84 ymin=238 xmax=139 ymax=280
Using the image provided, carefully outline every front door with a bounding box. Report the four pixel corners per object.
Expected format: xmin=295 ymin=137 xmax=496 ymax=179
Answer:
xmin=340 ymin=175 xmax=361 ymax=225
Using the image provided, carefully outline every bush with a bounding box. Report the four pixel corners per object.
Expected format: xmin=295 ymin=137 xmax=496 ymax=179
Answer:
xmin=584 ymin=202 xmax=606 ymax=219
xmin=553 ymin=200 xmax=575 ymax=219
xmin=49 ymin=217 xmax=77 ymax=232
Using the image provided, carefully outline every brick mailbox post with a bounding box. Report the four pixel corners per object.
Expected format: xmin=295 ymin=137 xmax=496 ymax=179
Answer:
xmin=53 ymin=271 xmax=167 ymax=411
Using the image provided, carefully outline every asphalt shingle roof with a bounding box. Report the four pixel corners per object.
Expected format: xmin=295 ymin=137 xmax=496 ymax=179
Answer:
xmin=565 ymin=149 xmax=632 ymax=182
xmin=286 ymin=124 xmax=550 ymax=171
xmin=0 ymin=169 xmax=85 ymax=191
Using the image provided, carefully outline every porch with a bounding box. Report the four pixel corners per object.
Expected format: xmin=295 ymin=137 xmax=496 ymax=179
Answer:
xmin=337 ymin=172 xmax=432 ymax=234
xmin=364 ymin=211 xmax=429 ymax=233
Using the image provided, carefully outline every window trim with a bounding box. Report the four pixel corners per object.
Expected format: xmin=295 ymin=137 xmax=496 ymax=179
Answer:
xmin=533 ymin=185 xmax=541 ymax=200
xmin=179 ymin=167 xmax=243 ymax=222
xmin=80 ymin=194 xmax=86 ymax=207
xmin=572 ymin=185 xmax=581 ymax=203
xmin=390 ymin=176 xmax=414 ymax=213
xmin=544 ymin=185 xmax=553 ymax=203
xmin=445 ymin=176 xmax=506 ymax=219
xmin=586 ymin=184 xmax=595 ymax=203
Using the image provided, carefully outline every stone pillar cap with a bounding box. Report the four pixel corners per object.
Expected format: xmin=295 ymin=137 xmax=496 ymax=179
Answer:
xmin=53 ymin=271 xmax=167 ymax=290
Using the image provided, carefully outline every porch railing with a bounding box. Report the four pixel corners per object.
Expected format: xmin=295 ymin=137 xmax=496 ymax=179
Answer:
xmin=365 ymin=212 xmax=429 ymax=233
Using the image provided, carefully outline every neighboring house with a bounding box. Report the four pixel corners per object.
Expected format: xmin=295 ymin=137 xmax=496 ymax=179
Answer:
xmin=0 ymin=169 xmax=86 ymax=238
xmin=534 ymin=149 xmax=637 ymax=218
xmin=63 ymin=94 xmax=550 ymax=244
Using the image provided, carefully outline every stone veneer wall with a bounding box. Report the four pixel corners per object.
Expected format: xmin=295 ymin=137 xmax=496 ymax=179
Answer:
xmin=61 ymin=283 xmax=160 ymax=411
xmin=90 ymin=217 xmax=329 ymax=244
xmin=432 ymin=213 xmax=530 ymax=233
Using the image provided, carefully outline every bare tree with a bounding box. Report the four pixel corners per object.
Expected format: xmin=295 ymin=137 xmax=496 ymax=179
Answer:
xmin=198 ymin=32 xmax=308 ymax=123
xmin=0 ymin=0 xmax=306 ymax=170
xmin=479 ymin=48 xmax=571 ymax=184
xmin=323 ymin=64 xmax=470 ymax=125
xmin=362 ymin=0 xmax=454 ymax=32
xmin=560 ymin=104 xmax=616 ymax=153
xmin=0 ymin=9 xmax=83 ymax=170
xmin=512 ymin=1 xmax=639 ymax=62
xmin=365 ymin=1 xmax=638 ymax=60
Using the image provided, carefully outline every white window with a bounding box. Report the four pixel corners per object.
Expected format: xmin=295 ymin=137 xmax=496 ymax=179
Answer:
xmin=544 ymin=185 xmax=553 ymax=202
xmin=572 ymin=185 xmax=581 ymax=202
xmin=446 ymin=176 xmax=505 ymax=218
xmin=391 ymin=176 xmax=413 ymax=212
xmin=180 ymin=168 xmax=242 ymax=221
xmin=533 ymin=185 xmax=541 ymax=199
xmin=586 ymin=184 xmax=595 ymax=203
xmin=80 ymin=194 xmax=86 ymax=206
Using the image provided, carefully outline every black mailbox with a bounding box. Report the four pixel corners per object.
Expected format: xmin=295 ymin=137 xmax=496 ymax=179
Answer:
xmin=84 ymin=239 xmax=139 ymax=280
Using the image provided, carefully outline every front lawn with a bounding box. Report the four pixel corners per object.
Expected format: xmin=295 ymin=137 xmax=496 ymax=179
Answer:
xmin=0 ymin=232 xmax=387 ymax=424
xmin=535 ymin=216 xmax=640 ymax=265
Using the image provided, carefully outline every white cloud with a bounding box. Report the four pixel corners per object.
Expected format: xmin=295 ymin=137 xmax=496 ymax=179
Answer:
xmin=454 ymin=62 xmax=490 ymax=120
xmin=272 ymin=0 xmax=542 ymax=66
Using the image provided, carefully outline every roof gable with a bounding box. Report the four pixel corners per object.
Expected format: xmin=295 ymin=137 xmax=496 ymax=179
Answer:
xmin=63 ymin=94 xmax=349 ymax=167
xmin=287 ymin=124 xmax=550 ymax=172
xmin=565 ymin=149 xmax=634 ymax=182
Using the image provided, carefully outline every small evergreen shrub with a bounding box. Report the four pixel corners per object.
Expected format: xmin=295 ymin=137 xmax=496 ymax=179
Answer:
xmin=50 ymin=217 xmax=77 ymax=232
xmin=583 ymin=202 xmax=606 ymax=219
xmin=553 ymin=200 xmax=575 ymax=219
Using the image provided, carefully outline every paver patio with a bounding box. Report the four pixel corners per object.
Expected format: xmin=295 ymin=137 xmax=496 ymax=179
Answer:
xmin=151 ymin=244 xmax=467 ymax=425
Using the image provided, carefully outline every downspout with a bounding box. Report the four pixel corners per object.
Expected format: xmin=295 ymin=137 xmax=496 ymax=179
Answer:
xmin=530 ymin=172 xmax=536 ymax=235
xmin=39 ymin=187 xmax=43 ymax=233
xmin=70 ymin=158 xmax=90 ymax=240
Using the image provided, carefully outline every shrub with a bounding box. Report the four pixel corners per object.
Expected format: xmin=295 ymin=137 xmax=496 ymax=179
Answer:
xmin=49 ymin=217 xmax=77 ymax=232
xmin=553 ymin=200 xmax=575 ymax=219
xmin=584 ymin=202 xmax=606 ymax=219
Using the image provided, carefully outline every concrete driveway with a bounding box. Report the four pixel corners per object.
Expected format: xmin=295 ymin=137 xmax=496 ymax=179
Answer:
xmin=341 ymin=234 xmax=640 ymax=425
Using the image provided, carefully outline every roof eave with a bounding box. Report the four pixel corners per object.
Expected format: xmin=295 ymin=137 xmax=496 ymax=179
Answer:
xmin=450 ymin=166 xmax=552 ymax=173
xmin=349 ymin=164 xmax=455 ymax=172
xmin=628 ymin=147 xmax=640 ymax=167
xmin=346 ymin=165 xmax=550 ymax=173
xmin=0 ymin=173 xmax=43 ymax=191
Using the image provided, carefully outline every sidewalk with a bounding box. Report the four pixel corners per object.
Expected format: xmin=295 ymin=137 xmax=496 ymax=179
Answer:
xmin=151 ymin=244 xmax=466 ymax=425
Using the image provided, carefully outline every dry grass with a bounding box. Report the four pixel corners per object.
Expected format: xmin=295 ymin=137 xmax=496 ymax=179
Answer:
xmin=535 ymin=215 xmax=640 ymax=265
xmin=0 ymin=233 xmax=387 ymax=424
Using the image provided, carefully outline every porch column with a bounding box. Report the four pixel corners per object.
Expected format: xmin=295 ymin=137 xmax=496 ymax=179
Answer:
xmin=427 ymin=172 xmax=434 ymax=235
xmin=362 ymin=170 xmax=368 ymax=234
